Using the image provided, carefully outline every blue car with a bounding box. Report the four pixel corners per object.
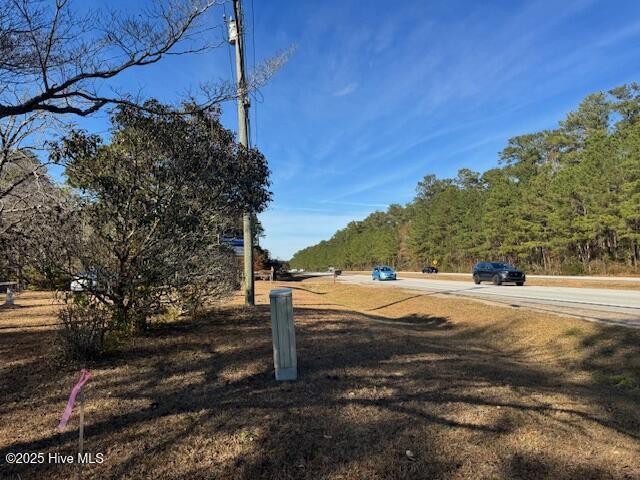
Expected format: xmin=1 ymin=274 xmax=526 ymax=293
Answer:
xmin=372 ymin=265 xmax=397 ymax=281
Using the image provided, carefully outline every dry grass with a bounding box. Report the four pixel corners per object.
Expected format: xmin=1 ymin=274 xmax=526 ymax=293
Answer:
xmin=1 ymin=283 xmax=639 ymax=480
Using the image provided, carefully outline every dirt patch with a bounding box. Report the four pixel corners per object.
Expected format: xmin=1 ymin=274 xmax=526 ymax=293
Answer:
xmin=1 ymin=284 xmax=639 ymax=479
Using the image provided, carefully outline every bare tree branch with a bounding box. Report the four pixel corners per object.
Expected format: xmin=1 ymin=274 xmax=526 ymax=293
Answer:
xmin=0 ymin=0 xmax=227 ymax=118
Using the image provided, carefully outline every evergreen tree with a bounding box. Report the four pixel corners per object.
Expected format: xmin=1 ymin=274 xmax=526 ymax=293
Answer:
xmin=290 ymin=84 xmax=640 ymax=274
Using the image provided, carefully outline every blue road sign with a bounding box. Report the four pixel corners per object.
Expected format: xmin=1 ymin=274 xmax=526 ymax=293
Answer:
xmin=220 ymin=236 xmax=244 ymax=256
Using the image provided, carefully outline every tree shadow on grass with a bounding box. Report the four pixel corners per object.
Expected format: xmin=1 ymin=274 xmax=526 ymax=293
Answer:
xmin=383 ymin=313 xmax=452 ymax=328
xmin=283 ymin=285 xmax=330 ymax=295
xmin=1 ymin=303 xmax=639 ymax=479
xmin=366 ymin=294 xmax=429 ymax=311
xmin=274 ymin=274 xmax=328 ymax=283
xmin=0 ymin=322 xmax=60 ymax=330
xmin=501 ymin=452 xmax=614 ymax=480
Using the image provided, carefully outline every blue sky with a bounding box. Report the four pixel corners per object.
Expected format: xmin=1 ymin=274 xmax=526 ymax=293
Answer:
xmin=62 ymin=0 xmax=640 ymax=259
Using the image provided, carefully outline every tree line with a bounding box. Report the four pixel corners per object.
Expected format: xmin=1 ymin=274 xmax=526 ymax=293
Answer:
xmin=291 ymin=84 xmax=640 ymax=275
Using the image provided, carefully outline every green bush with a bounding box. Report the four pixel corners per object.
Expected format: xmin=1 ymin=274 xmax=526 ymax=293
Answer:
xmin=560 ymin=257 xmax=585 ymax=275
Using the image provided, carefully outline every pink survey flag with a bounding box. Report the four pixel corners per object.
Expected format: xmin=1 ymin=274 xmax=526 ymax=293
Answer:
xmin=57 ymin=369 xmax=92 ymax=432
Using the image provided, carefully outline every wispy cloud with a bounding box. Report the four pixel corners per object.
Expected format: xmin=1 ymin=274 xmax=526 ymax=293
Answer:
xmin=326 ymin=133 xmax=514 ymax=201
xmin=596 ymin=20 xmax=640 ymax=48
xmin=259 ymin=209 xmax=369 ymax=258
xmin=332 ymin=82 xmax=358 ymax=97
xmin=267 ymin=206 xmax=334 ymax=213
xmin=319 ymin=200 xmax=389 ymax=208
xmin=241 ymin=0 xmax=640 ymax=258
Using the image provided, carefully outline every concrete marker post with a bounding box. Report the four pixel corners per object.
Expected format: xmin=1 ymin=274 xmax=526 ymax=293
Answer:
xmin=269 ymin=288 xmax=297 ymax=381
xmin=5 ymin=286 xmax=14 ymax=306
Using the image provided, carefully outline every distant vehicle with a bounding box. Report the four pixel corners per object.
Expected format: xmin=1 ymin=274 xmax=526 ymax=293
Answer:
xmin=276 ymin=268 xmax=290 ymax=278
xmin=472 ymin=262 xmax=525 ymax=286
xmin=328 ymin=266 xmax=342 ymax=275
xmin=372 ymin=265 xmax=396 ymax=281
xmin=254 ymin=270 xmax=272 ymax=281
xmin=70 ymin=271 xmax=98 ymax=292
xmin=422 ymin=266 xmax=438 ymax=274
xmin=70 ymin=270 xmax=115 ymax=293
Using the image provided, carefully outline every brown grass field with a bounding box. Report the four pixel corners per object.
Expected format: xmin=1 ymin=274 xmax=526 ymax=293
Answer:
xmin=1 ymin=279 xmax=639 ymax=480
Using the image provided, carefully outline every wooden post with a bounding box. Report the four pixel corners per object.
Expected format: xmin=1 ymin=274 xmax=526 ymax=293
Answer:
xmin=78 ymin=389 xmax=84 ymax=480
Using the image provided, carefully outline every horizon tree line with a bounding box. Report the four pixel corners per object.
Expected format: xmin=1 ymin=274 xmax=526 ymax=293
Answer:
xmin=291 ymin=83 xmax=640 ymax=275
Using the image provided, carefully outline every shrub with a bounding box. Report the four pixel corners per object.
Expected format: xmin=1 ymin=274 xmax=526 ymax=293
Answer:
xmin=50 ymin=103 xmax=271 ymax=334
xmin=563 ymin=326 xmax=583 ymax=336
xmin=560 ymin=257 xmax=585 ymax=275
xmin=57 ymin=298 xmax=109 ymax=360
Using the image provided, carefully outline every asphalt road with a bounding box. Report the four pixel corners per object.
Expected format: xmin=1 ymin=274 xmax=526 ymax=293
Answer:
xmin=397 ymin=272 xmax=640 ymax=282
xmin=339 ymin=274 xmax=640 ymax=328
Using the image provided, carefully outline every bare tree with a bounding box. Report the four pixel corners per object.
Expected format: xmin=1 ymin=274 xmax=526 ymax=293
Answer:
xmin=0 ymin=0 xmax=289 ymax=289
xmin=0 ymin=113 xmax=54 ymax=221
xmin=0 ymin=0 xmax=229 ymax=234
xmin=0 ymin=0 xmax=291 ymax=118
xmin=0 ymin=0 xmax=233 ymax=118
xmin=0 ymin=135 xmax=72 ymax=285
xmin=0 ymin=0 xmax=288 ymax=228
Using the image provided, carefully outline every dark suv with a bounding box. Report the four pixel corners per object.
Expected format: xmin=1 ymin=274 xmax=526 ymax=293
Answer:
xmin=472 ymin=262 xmax=525 ymax=286
xmin=422 ymin=266 xmax=438 ymax=274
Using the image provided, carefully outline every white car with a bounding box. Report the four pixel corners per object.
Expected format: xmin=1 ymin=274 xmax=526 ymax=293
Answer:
xmin=70 ymin=272 xmax=98 ymax=292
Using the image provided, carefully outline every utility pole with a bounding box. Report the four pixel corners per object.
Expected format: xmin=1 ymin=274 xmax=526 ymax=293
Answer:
xmin=229 ymin=0 xmax=254 ymax=306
